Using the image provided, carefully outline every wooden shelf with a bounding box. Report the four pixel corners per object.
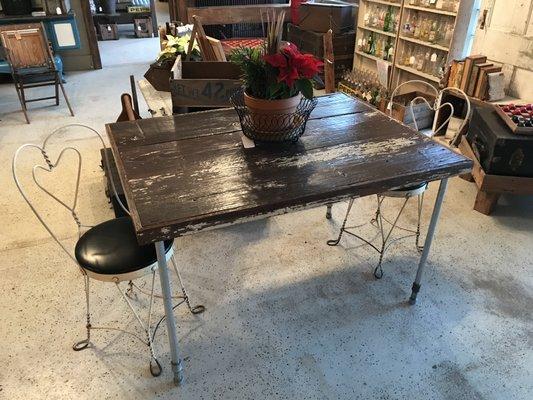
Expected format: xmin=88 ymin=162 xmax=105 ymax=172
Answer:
xmin=404 ymin=4 xmax=457 ymax=17
xmin=396 ymin=64 xmax=441 ymax=82
xmin=399 ymin=35 xmax=449 ymax=52
xmin=356 ymin=50 xmax=392 ymax=65
xmin=364 ymin=0 xmax=402 ymax=7
xmin=359 ymin=25 xmax=397 ymax=38
xmin=354 ymin=0 xmax=475 ymax=89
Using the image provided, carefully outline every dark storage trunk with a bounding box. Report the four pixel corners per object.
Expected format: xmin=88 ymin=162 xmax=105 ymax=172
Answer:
xmin=287 ymin=23 xmax=355 ymax=79
xmin=466 ymin=106 xmax=533 ymax=177
xmin=298 ymin=0 xmax=356 ymax=34
xmin=0 ymin=0 xmax=32 ymax=15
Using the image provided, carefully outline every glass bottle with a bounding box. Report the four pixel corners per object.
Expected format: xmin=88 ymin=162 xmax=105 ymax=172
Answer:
xmin=413 ymin=14 xmax=422 ymax=39
xmin=428 ymin=19 xmax=438 ymax=43
xmin=416 ymin=50 xmax=425 ymax=71
xmin=383 ymin=6 xmax=392 ymax=32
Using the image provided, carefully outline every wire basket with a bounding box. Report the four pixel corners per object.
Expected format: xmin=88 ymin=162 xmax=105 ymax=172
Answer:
xmin=230 ymin=89 xmax=318 ymax=143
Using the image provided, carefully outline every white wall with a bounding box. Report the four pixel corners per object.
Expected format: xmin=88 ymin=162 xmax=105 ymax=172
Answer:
xmin=471 ymin=0 xmax=533 ymax=100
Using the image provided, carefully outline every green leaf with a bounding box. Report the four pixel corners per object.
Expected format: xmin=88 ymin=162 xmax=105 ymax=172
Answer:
xmin=295 ymin=79 xmax=314 ymax=99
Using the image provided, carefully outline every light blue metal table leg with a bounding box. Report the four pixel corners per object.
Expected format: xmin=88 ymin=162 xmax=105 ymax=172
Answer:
xmin=155 ymin=241 xmax=184 ymax=385
xmin=409 ymin=178 xmax=449 ymax=305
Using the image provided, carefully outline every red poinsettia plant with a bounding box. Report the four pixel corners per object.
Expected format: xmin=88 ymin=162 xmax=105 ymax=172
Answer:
xmin=263 ymin=43 xmax=324 ymax=99
xmin=230 ymin=12 xmax=323 ymax=100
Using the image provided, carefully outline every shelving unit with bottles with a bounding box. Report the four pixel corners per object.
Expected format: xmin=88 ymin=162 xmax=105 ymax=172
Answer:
xmin=354 ymin=0 xmax=402 ymax=77
xmin=353 ymin=0 xmax=476 ymax=91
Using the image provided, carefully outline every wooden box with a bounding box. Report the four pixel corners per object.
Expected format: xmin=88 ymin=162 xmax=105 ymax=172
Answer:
xmin=287 ymin=23 xmax=355 ymax=79
xmin=98 ymin=23 xmax=119 ymax=40
xmin=494 ymin=104 xmax=533 ymax=136
xmin=391 ymin=91 xmax=436 ymax=130
xmin=298 ymin=0 xmax=356 ymax=34
xmin=134 ymin=17 xmax=153 ymax=38
xmin=169 ymin=55 xmax=242 ymax=109
xmin=144 ymin=60 xmax=173 ymax=92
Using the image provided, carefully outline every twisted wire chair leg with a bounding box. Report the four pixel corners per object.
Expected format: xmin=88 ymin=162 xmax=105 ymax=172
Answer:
xmin=373 ymin=197 xmax=410 ymax=279
xmin=73 ymin=274 xmax=91 ymax=351
xmin=115 ymin=277 xmax=162 ymax=377
xmin=146 ymin=271 xmax=162 ymax=377
xmin=327 ymin=198 xmax=355 ymax=246
xmin=373 ymin=196 xmax=386 ymax=279
xmin=170 ymin=256 xmax=206 ymax=315
xmin=415 ymin=192 xmax=425 ymax=252
xmin=125 ymin=280 xmax=137 ymax=300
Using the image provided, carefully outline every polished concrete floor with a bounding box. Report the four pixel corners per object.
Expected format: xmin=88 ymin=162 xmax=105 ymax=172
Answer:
xmin=1 ymin=27 xmax=532 ymax=400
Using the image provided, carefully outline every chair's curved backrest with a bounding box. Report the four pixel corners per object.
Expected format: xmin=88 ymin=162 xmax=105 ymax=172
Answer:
xmin=389 ymin=80 xmax=454 ymax=136
xmin=438 ymin=87 xmax=472 ymax=146
xmin=12 ymin=124 xmax=129 ymax=263
xmin=0 ymin=23 xmax=54 ymax=70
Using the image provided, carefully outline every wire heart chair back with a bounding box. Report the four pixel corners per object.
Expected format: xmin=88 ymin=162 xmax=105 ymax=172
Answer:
xmin=388 ymin=80 xmax=471 ymax=142
xmin=12 ymin=123 xmax=128 ymax=266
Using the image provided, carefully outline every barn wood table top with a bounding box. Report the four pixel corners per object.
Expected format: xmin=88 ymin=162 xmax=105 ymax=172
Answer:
xmin=106 ymin=93 xmax=472 ymax=245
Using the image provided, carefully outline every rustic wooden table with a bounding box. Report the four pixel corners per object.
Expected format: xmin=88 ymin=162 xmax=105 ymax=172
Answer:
xmin=106 ymin=92 xmax=472 ymax=385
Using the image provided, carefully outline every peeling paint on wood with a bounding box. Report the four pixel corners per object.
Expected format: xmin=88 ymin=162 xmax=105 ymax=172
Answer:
xmin=106 ymin=93 xmax=472 ymax=245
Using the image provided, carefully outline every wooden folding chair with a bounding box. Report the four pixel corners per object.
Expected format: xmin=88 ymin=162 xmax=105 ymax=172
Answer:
xmin=0 ymin=23 xmax=74 ymax=124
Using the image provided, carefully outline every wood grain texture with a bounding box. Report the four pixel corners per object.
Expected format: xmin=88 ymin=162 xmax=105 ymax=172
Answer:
xmin=186 ymin=4 xmax=291 ymax=25
xmin=107 ymin=93 xmax=472 ymax=244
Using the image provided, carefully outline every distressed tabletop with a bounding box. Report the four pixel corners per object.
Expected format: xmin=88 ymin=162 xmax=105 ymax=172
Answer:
xmin=106 ymin=93 xmax=472 ymax=245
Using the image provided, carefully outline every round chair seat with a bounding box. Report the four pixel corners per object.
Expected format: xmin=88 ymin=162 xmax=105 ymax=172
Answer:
xmin=383 ymin=182 xmax=428 ymax=198
xmin=75 ymin=217 xmax=173 ymax=275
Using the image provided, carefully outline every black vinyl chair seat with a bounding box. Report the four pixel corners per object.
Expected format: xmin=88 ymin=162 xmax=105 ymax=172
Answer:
xmin=75 ymin=217 xmax=173 ymax=275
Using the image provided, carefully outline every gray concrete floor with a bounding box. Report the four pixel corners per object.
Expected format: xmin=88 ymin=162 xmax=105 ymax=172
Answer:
xmin=1 ymin=17 xmax=532 ymax=400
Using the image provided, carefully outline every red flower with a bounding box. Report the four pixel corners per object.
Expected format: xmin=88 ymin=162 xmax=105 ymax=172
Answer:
xmin=294 ymin=53 xmax=324 ymax=79
xmin=264 ymin=44 xmax=323 ymax=88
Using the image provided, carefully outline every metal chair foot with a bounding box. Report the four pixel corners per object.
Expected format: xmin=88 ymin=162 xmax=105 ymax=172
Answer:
xmin=373 ymin=264 xmax=384 ymax=279
xmin=150 ymin=357 xmax=162 ymax=377
xmin=72 ymin=338 xmax=90 ymax=351
xmin=190 ymin=304 xmax=206 ymax=314
xmin=327 ymin=238 xmax=341 ymax=246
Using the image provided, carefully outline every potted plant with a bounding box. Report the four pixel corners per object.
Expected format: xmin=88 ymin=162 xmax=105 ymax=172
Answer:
xmin=144 ymin=34 xmax=200 ymax=92
xmin=229 ymin=11 xmax=323 ymax=130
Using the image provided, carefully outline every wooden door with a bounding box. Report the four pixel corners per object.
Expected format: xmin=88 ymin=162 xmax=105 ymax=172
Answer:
xmin=471 ymin=0 xmax=533 ymax=99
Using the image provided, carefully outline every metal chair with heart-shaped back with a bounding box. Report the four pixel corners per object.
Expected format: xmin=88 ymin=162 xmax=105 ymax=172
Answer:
xmin=12 ymin=124 xmax=205 ymax=378
xmin=327 ymin=80 xmax=471 ymax=279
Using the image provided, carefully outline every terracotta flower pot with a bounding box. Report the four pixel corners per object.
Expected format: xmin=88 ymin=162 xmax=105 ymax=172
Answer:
xmin=244 ymin=92 xmax=302 ymax=132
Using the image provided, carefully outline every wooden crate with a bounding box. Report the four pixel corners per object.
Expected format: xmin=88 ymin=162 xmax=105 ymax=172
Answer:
xmin=144 ymin=60 xmax=173 ymax=92
xmin=98 ymin=23 xmax=119 ymax=40
xmin=494 ymin=104 xmax=533 ymax=136
xmin=391 ymin=91 xmax=436 ymax=130
xmin=134 ymin=17 xmax=153 ymax=38
xmin=287 ymin=23 xmax=355 ymax=78
xmin=169 ymin=55 xmax=242 ymax=110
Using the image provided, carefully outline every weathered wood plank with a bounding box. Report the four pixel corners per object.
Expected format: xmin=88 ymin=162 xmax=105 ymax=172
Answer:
xmin=111 ymin=93 xmax=373 ymax=148
xmin=138 ymin=79 xmax=173 ymax=118
xmin=187 ymin=4 xmax=291 ymax=25
xmin=107 ymin=94 xmax=472 ymax=244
